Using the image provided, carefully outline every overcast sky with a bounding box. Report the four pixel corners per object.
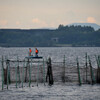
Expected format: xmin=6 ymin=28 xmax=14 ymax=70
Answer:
xmin=0 ymin=0 xmax=100 ymax=29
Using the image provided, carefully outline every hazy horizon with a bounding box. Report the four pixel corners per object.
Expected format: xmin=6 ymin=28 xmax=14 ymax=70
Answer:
xmin=0 ymin=0 xmax=100 ymax=29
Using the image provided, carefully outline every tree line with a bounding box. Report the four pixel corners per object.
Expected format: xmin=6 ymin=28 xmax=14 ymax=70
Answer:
xmin=0 ymin=25 xmax=100 ymax=47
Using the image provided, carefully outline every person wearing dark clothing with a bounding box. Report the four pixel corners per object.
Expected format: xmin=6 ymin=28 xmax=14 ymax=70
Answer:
xmin=29 ymin=48 xmax=32 ymax=56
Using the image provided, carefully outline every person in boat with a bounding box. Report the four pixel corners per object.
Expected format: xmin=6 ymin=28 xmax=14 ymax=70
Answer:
xmin=29 ymin=48 xmax=32 ymax=56
xmin=35 ymin=48 xmax=39 ymax=57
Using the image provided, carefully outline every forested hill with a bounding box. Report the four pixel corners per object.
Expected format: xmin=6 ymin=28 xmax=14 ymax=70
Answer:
xmin=0 ymin=25 xmax=100 ymax=47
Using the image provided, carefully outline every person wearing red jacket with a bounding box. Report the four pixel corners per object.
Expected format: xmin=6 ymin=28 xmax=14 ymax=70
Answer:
xmin=35 ymin=48 xmax=38 ymax=57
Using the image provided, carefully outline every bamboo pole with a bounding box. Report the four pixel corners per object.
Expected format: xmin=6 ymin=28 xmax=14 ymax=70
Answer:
xmin=76 ymin=57 xmax=82 ymax=86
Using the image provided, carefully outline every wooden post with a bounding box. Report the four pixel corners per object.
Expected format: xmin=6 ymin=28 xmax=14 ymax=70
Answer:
xmin=76 ymin=57 xmax=82 ymax=86
xmin=88 ymin=56 xmax=96 ymax=85
xmin=85 ymin=53 xmax=88 ymax=83
xmin=95 ymin=55 xmax=99 ymax=83
xmin=46 ymin=57 xmax=54 ymax=85
xmin=1 ymin=56 xmax=4 ymax=90
xmin=43 ymin=58 xmax=45 ymax=85
xmin=8 ymin=62 xmax=11 ymax=84
xmin=22 ymin=60 xmax=25 ymax=88
xmin=97 ymin=56 xmax=100 ymax=83
xmin=30 ymin=59 xmax=32 ymax=83
xmin=6 ymin=59 xmax=9 ymax=89
xmin=17 ymin=56 xmax=20 ymax=84
xmin=25 ymin=59 xmax=28 ymax=82
xmin=15 ymin=61 xmax=18 ymax=88
xmin=62 ymin=55 xmax=65 ymax=82
xmin=37 ymin=60 xmax=39 ymax=86
xmin=29 ymin=59 xmax=32 ymax=87
xmin=4 ymin=64 xmax=7 ymax=85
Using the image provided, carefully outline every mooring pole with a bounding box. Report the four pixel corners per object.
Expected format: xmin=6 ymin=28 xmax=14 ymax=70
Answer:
xmin=76 ymin=57 xmax=82 ymax=86
xmin=85 ymin=53 xmax=88 ymax=83
xmin=1 ymin=56 xmax=4 ymax=90
xmin=43 ymin=58 xmax=45 ymax=85
xmin=88 ymin=56 xmax=96 ymax=85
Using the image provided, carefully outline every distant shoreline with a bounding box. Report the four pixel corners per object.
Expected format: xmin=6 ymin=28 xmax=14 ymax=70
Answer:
xmin=0 ymin=46 xmax=100 ymax=48
xmin=0 ymin=26 xmax=100 ymax=47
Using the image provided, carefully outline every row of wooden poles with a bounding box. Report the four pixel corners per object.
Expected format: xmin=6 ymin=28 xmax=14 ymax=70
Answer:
xmin=1 ymin=53 xmax=100 ymax=90
xmin=76 ymin=53 xmax=100 ymax=86
xmin=62 ymin=53 xmax=100 ymax=85
xmin=1 ymin=56 xmax=48 ymax=90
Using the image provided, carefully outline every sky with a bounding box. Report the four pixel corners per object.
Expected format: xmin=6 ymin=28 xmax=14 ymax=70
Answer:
xmin=0 ymin=0 xmax=100 ymax=29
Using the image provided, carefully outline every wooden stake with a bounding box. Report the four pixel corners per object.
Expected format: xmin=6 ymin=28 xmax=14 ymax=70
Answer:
xmin=88 ymin=56 xmax=96 ymax=85
xmin=17 ymin=56 xmax=20 ymax=84
xmin=37 ymin=60 xmax=39 ymax=86
xmin=85 ymin=53 xmax=88 ymax=83
xmin=76 ymin=57 xmax=82 ymax=86
xmin=43 ymin=58 xmax=45 ymax=85
xmin=29 ymin=59 xmax=31 ymax=87
xmin=22 ymin=60 xmax=25 ymax=88
xmin=6 ymin=59 xmax=9 ymax=89
xmin=15 ymin=62 xmax=18 ymax=88
xmin=1 ymin=56 xmax=4 ymax=90
xmin=62 ymin=55 xmax=65 ymax=82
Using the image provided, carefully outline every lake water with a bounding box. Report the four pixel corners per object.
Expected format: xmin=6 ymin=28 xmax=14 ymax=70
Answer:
xmin=0 ymin=47 xmax=100 ymax=100
xmin=0 ymin=47 xmax=100 ymax=67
